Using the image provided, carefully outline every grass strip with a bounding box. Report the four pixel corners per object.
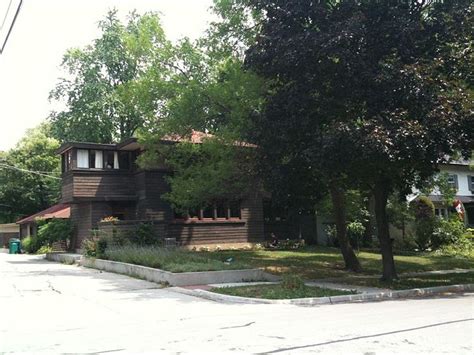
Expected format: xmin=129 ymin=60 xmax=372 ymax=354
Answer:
xmin=210 ymin=284 xmax=355 ymax=299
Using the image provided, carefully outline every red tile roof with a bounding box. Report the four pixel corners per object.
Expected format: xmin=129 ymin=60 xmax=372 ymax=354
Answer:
xmin=16 ymin=204 xmax=70 ymax=224
xmin=162 ymin=130 xmax=257 ymax=148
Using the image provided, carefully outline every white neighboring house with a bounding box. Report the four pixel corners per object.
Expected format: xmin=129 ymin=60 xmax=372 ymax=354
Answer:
xmin=426 ymin=159 xmax=474 ymax=227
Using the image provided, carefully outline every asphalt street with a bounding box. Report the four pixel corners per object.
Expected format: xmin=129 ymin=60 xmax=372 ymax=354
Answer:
xmin=0 ymin=252 xmax=472 ymax=354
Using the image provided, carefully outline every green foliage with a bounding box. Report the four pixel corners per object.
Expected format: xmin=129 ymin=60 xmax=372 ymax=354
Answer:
xmin=421 ymin=172 xmax=457 ymax=206
xmin=0 ymin=124 xmax=60 ymax=222
xmin=347 ymin=221 xmax=365 ymax=250
xmin=244 ymin=0 xmax=474 ymax=280
xmin=155 ymin=140 xmax=257 ymax=212
xmin=281 ymin=274 xmax=305 ymax=290
xmin=49 ymin=10 xmax=176 ymax=143
xmin=432 ymin=217 xmax=466 ymax=250
xmin=82 ymin=237 xmax=99 ymax=257
xmin=97 ymin=237 xmax=108 ymax=258
xmin=129 ymin=223 xmax=157 ymax=246
xmin=387 ymin=195 xmax=414 ymax=230
xmin=410 ymin=197 xmax=436 ymax=250
xmin=411 ymin=196 xmax=435 ymax=220
xmin=104 ymin=246 xmax=249 ymax=272
xmin=36 ymin=245 xmax=53 ymax=254
xmin=21 ymin=236 xmax=41 ymax=254
xmin=211 ymin=284 xmax=355 ymax=299
xmin=437 ymin=231 xmax=474 ymax=258
xmin=37 ymin=219 xmax=73 ymax=247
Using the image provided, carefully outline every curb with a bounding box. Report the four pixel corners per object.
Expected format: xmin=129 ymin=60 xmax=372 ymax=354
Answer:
xmin=169 ymin=283 xmax=474 ymax=306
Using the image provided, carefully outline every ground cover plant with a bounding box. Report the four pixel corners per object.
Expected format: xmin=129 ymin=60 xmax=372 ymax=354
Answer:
xmin=210 ymin=274 xmax=355 ymax=299
xmin=211 ymin=284 xmax=355 ymax=299
xmin=104 ymin=246 xmax=250 ymax=273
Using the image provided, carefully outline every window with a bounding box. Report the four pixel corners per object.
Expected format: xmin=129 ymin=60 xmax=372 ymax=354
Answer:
xmin=468 ymin=175 xmax=474 ymax=193
xmin=202 ymin=206 xmax=214 ymax=219
xmin=89 ymin=150 xmax=103 ymax=169
xmin=173 ymin=201 xmax=241 ymax=221
xmin=447 ymin=174 xmax=458 ymax=190
xmin=77 ymin=149 xmax=89 ymax=168
xmin=62 ymin=150 xmax=73 ymax=173
xmin=104 ymin=151 xmax=119 ymax=169
xmin=229 ymin=201 xmax=241 ymax=218
xmin=216 ymin=201 xmax=227 ymax=218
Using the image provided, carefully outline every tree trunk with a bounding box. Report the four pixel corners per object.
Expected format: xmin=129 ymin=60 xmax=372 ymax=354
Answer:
xmin=373 ymin=181 xmax=398 ymax=281
xmin=330 ymin=182 xmax=362 ymax=273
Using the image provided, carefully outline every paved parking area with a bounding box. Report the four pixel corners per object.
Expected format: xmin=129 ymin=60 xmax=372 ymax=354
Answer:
xmin=1 ymin=252 xmax=473 ymax=354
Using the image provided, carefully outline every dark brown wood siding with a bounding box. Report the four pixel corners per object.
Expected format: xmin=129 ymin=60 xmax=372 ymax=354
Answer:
xmin=61 ymin=171 xmax=136 ymax=203
xmin=61 ymin=173 xmax=73 ymax=202
xmin=168 ymin=193 xmax=265 ymax=245
xmin=135 ymin=171 xmax=173 ymax=221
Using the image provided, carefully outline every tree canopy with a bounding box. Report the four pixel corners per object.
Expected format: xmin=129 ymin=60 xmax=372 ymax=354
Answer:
xmin=49 ymin=10 xmax=176 ymax=143
xmin=0 ymin=124 xmax=60 ymax=222
xmin=244 ymin=0 xmax=473 ymax=280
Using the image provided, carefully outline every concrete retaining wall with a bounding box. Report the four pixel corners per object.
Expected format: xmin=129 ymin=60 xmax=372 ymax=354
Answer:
xmin=81 ymin=257 xmax=275 ymax=286
xmin=46 ymin=252 xmax=82 ymax=264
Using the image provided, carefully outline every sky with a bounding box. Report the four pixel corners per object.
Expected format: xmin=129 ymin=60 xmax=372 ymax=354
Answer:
xmin=0 ymin=0 xmax=215 ymax=151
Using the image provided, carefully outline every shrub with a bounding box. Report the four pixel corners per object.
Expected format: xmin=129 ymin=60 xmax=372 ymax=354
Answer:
xmin=37 ymin=245 xmax=53 ymax=254
xmin=129 ymin=223 xmax=158 ymax=246
xmin=21 ymin=236 xmax=40 ymax=254
xmin=347 ymin=221 xmax=365 ymax=249
xmin=97 ymin=237 xmax=108 ymax=258
xmin=410 ymin=197 xmax=436 ymax=250
xmin=82 ymin=237 xmax=98 ymax=257
xmin=37 ymin=219 xmax=73 ymax=247
xmin=437 ymin=232 xmax=474 ymax=258
xmin=281 ymin=274 xmax=305 ymax=290
xmin=432 ymin=217 xmax=465 ymax=249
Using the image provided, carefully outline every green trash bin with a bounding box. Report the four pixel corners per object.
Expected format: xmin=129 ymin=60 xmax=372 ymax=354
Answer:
xmin=9 ymin=239 xmax=21 ymax=254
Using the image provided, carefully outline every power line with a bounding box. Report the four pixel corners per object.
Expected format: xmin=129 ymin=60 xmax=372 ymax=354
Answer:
xmin=0 ymin=0 xmax=13 ymax=32
xmin=0 ymin=0 xmax=22 ymax=54
xmin=0 ymin=163 xmax=61 ymax=180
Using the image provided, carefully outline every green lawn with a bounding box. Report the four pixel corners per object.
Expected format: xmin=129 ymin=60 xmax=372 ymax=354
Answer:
xmin=201 ymin=246 xmax=474 ymax=281
xmin=210 ymin=284 xmax=355 ymax=299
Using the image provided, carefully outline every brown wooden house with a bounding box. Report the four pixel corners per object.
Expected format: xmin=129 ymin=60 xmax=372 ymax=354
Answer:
xmin=57 ymin=133 xmax=278 ymax=251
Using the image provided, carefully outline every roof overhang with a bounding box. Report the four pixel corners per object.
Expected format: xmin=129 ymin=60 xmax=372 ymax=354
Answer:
xmin=16 ymin=204 xmax=71 ymax=224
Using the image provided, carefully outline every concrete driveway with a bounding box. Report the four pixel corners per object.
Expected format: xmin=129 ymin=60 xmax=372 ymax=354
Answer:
xmin=0 ymin=252 xmax=473 ymax=354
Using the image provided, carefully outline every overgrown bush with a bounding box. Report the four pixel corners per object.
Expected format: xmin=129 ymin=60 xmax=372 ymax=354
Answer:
xmin=432 ymin=217 xmax=465 ymax=249
xmin=437 ymin=230 xmax=474 ymax=258
xmin=410 ymin=196 xmax=436 ymax=250
xmin=21 ymin=236 xmax=41 ymax=254
xmin=37 ymin=218 xmax=73 ymax=248
xmin=82 ymin=237 xmax=98 ymax=257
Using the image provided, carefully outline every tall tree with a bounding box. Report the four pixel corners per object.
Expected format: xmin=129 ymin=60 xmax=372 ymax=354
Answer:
xmin=245 ymin=0 xmax=473 ymax=280
xmin=49 ymin=10 xmax=176 ymax=143
xmin=0 ymin=124 xmax=60 ymax=222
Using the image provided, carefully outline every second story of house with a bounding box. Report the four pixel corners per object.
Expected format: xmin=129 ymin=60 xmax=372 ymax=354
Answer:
xmin=434 ymin=159 xmax=474 ymax=198
xmin=57 ymin=138 xmax=147 ymax=203
xmin=56 ymin=131 xmax=233 ymax=204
